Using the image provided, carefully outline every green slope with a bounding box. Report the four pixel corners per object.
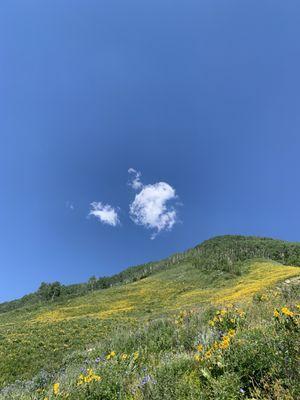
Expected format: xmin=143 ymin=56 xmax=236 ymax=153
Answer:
xmin=0 ymin=259 xmax=299 ymax=388
xmin=2 ymin=234 xmax=300 ymax=315
xmin=0 ymin=235 xmax=300 ymax=398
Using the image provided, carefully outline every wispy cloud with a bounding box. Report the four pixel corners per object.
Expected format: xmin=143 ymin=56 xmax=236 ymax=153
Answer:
xmin=128 ymin=168 xmax=143 ymax=190
xmin=129 ymin=171 xmax=178 ymax=239
xmin=66 ymin=201 xmax=75 ymax=211
xmin=89 ymin=202 xmax=120 ymax=226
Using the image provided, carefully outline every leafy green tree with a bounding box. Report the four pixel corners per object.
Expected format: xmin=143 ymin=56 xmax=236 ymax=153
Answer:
xmin=37 ymin=281 xmax=62 ymax=301
xmin=88 ymin=276 xmax=97 ymax=292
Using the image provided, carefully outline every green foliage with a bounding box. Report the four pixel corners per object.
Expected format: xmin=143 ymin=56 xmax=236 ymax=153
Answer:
xmin=190 ymin=235 xmax=300 ymax=272
xmin=37 ymin=282 xmax=62 ymax=301
xmin=1 ymin=286 xmax=299 ymax=399
xmin=0 ymin=258 xmax=299 ymax=390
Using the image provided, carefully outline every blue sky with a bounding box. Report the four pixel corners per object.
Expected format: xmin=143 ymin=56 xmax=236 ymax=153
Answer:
xmin=1 ymin=1 xmax=300 ymax=302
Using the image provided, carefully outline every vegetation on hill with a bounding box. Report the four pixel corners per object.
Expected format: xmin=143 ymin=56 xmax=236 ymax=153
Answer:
xmin=190 ymin=235 xmax=300 ymax=272
xmin=0 ymin=261 xmax=170 ymax=314
xmin=0 ymin=235 xmax=299 ymax=399
xmin=1 ymin=235 xmax=300 ymax=314
xmin=0 ymin=268 xmax=299 ymax=399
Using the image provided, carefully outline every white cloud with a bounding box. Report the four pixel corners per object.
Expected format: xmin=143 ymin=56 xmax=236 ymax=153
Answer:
xmin=128 ymin=168 xmax=143 ymax=190
xmin=89 ymin=202 xmax=120 ymax=226
xmin=129 ymin=181 xmax=178 ymax=239
xmin=66 ymin=201 xmax=75 ymax=210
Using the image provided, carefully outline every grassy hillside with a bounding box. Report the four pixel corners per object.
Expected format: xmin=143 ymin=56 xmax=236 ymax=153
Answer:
xmin=0 ymin=235 xmax=299 ymax=399
xmin=2 ymin=235 xmax=300 ymax=314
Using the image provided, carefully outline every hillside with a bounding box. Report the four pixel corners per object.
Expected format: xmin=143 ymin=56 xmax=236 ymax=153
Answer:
xmin=0 ymin=235 xmax=300 ymax=399
xmin=2 ymin=235 xmax=300 ymax=315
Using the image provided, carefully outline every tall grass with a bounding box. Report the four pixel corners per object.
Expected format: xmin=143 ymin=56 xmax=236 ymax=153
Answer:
xmin=0 ymin=278 xmax=299 ymax=400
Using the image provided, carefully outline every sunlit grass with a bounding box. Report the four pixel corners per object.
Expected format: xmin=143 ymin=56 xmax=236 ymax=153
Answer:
xmin=0 ymin=260 xmax=299 ymax=388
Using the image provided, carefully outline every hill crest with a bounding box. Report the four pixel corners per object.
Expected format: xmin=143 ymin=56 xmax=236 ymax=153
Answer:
xmin=2 ymin=234 xmax=300 ymax=314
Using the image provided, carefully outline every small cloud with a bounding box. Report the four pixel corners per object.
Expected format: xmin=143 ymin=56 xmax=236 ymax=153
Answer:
xmin=128 ymin=168 xmax=143 ymax=190
xmin=129 ymin=181 xmax=178 ymax=239
xmin=66 ymin=201 xmax=75 ymax=210
xmin=89 ymin=202 xmax=120 ymax=226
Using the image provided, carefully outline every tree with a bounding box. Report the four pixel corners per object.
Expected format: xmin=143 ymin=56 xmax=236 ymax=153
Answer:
xmin=88 ymin=276 xmax=97 ymax=292
xmin=37 ymin=281 xmax=62 ymax=301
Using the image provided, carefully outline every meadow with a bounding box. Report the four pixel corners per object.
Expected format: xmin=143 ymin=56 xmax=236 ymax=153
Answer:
xmin=0 ymin=236 xmax=299 ymax=399
xmin=0 ymin=262 xmax=299 ymax=399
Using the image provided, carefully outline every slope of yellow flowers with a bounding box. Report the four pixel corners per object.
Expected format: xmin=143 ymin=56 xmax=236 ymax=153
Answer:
xmin=0 ymin=260 xmax=299 ymax=387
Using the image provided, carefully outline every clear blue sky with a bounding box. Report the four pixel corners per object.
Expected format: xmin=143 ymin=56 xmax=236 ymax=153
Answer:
xmin=1 ymin=1 xmax=300 ymax=302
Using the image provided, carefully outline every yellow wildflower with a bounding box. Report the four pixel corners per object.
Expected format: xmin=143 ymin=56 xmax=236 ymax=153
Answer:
xmin=204 ymin=350 xmax=212 ymax=359
xmin=212 ymin=341 xmax=219 ymax=350
xmin=133 ymin=351 xmax=139 ymax=360
xmin=121 ymin=353 xmax=128 ymax=360
xmin=228 ymin=329 xmax=235 ymax=337
xmin=219 ymin=336 xmax=230 ymax=350
xmin=273 ymin=309 xmax=280 ymax=318
xmin=196 ymin=344 xmax=203 ymax=352
xmin=281 ymin=307 xmax=294 ymax=317
xmin=77 ymin=369 xmax=101 ymax=386
xmin=208 ymin=320 xmax=215 ymax=327
xmin=194 ymin=354 xmax=201 ymax=362
xmin=219 ymin=341 xmax=229 ymax=350
xmin=93 ymin=374 xmax=101 ymax=382
xmin=53 ymin=383 xmax=59 ymax=395
xmin=106 ymin=350 xmax=116 ymax=360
